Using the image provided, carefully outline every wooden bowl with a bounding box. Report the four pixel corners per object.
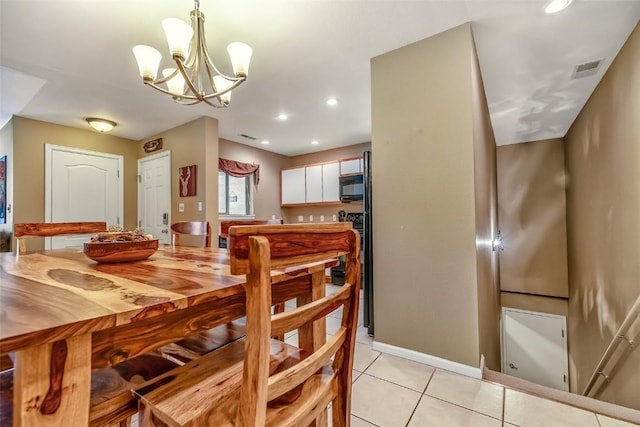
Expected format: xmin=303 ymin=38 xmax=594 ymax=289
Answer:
xmin=83 ymin=239 xmax=159 ymax=263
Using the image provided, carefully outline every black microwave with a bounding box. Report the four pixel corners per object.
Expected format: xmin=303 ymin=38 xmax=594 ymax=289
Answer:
xmin=339 ymin=174 xmax=364 ymax=202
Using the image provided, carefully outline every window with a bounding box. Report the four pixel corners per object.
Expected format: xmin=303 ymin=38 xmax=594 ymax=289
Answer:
xmin=218 ymin=171 xmax=253 ymax=216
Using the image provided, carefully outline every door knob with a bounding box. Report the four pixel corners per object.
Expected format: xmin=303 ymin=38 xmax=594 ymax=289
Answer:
xmin=508 ymin=363 xmax=518 ymax=370
xmin=161 ymin=229 xmax=168 ymax=234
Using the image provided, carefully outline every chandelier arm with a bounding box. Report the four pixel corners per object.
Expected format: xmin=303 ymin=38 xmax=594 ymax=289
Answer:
xmin=199 ymin=78 xmax=245 ymax=100
xmin=175 ymin=59 xmax=204 ymax=100
xmin=197 ymin=22 xmax=237 ymax=81
xmin=146 ymin=68 xmax=181 ymax=86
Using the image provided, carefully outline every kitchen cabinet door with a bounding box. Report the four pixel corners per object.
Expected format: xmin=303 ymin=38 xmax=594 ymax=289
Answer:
xmin=281 ymin=167 xmax=306 ymax=205
xmin=305 ymin=165 xmax=323 ymax=203
xmin=322 ymin=162 xmax=340 ymax=202
xmin=340 ymin=158 xmax=362 ymax=175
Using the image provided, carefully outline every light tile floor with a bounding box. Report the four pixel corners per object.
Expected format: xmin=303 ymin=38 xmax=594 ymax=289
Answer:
xmin=134 ymin=284 xmax=639 ymax=427
xmin=305 ymin=284 xmax=640 ymax=427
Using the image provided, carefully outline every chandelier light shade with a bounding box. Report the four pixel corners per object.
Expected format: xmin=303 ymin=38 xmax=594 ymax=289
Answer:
xmin=132 ymin=0 xmax=252 ymax=108
xmin=86 ymin=118 xmax=117 ymax=133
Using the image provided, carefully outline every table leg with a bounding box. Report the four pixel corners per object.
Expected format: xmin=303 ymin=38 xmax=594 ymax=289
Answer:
xmin=13 ymin=334 xmax=91 ymax=426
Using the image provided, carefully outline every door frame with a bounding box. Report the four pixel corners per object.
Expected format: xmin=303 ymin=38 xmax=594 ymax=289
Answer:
xmin=45 ymin=144 xmax=124 ymax=248
xmin=137 ymin=150 xmax=171 ymax=243
xmin=501 ymin=307 xmax=569 ymax=391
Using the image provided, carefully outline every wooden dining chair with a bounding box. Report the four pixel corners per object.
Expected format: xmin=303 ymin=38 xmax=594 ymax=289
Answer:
xmin=170 ymin=221 xmax=211 ymax=247
xmin=14 ymin=221 xmax=107 ymax=254
xmin=132 ymin=222 xmax=361 ymax=427
xmin=161 ymin=220 xmax=247 ymax=363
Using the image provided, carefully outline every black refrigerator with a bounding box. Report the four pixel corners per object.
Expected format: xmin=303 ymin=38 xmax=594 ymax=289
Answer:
xmin=363 ymin=151 xmax=374 ymax=336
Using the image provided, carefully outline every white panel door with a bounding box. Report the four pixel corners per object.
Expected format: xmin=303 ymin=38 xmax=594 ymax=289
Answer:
xmin=502 ymin=308 xmax=568 ymax=391
xmin=138 ymin=152 xmax=171 ymax=244
xmin=45 ymin=145 xmax=122 ymax=249
xmin=322 ymin=162 xmax=340 ymax=202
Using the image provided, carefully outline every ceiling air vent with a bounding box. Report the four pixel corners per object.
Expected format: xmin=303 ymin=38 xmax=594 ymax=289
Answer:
xmin=239 ymin=133 xmax=257 ymax=140
xmin=570 ymin=59 xmax=603 ymax=80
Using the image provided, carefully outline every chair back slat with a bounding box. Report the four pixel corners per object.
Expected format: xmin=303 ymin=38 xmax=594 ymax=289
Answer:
xmin=170 ymin=221 xmax=211 ymax=247
xmin=14 ymin=221 xmax=107 ymax=254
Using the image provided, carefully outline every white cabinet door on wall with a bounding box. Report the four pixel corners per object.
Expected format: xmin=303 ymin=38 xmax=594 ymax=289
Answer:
xmin=340 ymin=158 xmax=362 ymax=175
xmin=502 ymin=308 xmax=568 ymax=391
xmin=305 ymin=165 xmax=323 ymax=203
xmin=281 ymin=168 xmax=306 ymax=205
xmin=322 ymin=162 xmax=340 ymax=202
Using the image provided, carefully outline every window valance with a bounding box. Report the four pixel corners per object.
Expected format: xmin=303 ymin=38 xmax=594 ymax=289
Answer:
xmin=218 ymin=158 xmax=260 ymax=185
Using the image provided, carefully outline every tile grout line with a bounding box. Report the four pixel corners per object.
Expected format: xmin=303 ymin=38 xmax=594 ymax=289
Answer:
xmin=359 ymin=371 xmax=433 ymax=394
xmin=502 ymin=384 xmax=506 ymax=424
xmin=351 ymin=414 xmax=381 ymax=427
xmin=421 ymin=392 xmax=505 ymax=423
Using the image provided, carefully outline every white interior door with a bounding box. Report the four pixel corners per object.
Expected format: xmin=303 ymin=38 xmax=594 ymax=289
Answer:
xmin=502 ymin=308 xmax=568 ymax=391
xmin=138 ymin=151 xmax=171 ymax=244
xmin=45 ymin=144 xmax=123 ymax=249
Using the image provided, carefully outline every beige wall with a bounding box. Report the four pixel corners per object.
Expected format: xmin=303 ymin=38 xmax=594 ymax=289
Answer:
xmin=371 ymin=23 xmax=489 ymax=367
xmin=138 ymin=117 xmax=219 ymax=246
xmin=471 ymin=32 xmax=501 ymax=371
xmin=12 ymin=117 xmax=139 ymax=251
xmin=564 ymin=23 xmax=640 ymax=409
xmin=501 ymin=292 xmax=568 ymax=318
xmin=219 ymin=138 xmax=289 ymax=222
xmin=497 ymin=139 xmax=569 ymax=298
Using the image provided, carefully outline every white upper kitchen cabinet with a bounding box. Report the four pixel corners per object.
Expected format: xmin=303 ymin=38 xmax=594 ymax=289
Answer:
xmin=322 ymin=162 xmax=340 ymax=202
xmin=281 ymin=167 xmax=306 ymax=205
xmin=340 ymin=158 xmax=362 ymax=175
xmin=305 ymin=165 xmax=323 ymax=203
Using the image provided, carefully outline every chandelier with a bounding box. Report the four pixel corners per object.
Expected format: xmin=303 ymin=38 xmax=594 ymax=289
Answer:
xmin=132 ymin=0 xmax=252 ymax=108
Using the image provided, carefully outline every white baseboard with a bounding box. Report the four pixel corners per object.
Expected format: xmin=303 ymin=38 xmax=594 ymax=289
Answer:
xmin=372 ymin=341 xmax=482 ymax=379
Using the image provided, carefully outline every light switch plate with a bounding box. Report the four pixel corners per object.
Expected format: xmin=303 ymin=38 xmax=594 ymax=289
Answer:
xmin=298 ymin=216 xmax=304 ymax=222
xmin=179 ymin=203 xmax=185 ymax=212
xmin=198 ymin=202 xmax=202 ymax=211
xmin=320 ymin=215 xmax=324 ymax=222
xmin=309 ymin=215 xmax=314 ymax=222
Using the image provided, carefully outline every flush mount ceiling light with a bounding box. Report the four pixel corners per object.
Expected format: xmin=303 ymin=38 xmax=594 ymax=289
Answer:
xmin=132 ymin=0 xmax=252 ymax=108
xmin=86 ymin=118 xmax=116 ymax=133
xmin=544 ymin=0 xmax=573 ymax=14
xmin=326 ymin=98 xmax=338 ymax=106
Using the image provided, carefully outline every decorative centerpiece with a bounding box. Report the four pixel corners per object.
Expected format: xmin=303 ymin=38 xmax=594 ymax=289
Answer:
xmin=83 ymin=226 xmax=158 ymax=263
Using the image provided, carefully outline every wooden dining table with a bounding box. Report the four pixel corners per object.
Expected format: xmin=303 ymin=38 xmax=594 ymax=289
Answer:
xmin=0 ymin=245 xmax=330 ymax=426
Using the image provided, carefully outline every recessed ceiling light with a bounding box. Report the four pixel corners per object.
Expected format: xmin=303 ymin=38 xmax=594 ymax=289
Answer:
xmin=276 ymin=113 xmax=288 ymax=121
xmin=311 ymin=140 xmax=319 ymax=145
xmin=326 ymin=98 xmax=338 ymax=106
xmin=544 ymin=0 xmax=572 ymax=14
xmin=261 ymin=140 xmax=270 ymax=145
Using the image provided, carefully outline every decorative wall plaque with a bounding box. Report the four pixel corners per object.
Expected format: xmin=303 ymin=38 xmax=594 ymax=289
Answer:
xmin=179 ymin=165 xmax=197 ymax=197
xmin=143 ymin=138 xmax=163 ymax=153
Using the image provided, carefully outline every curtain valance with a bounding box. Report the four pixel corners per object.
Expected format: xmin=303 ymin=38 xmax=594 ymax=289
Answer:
xmin=218 ymin=158 xmax=260 ymax=185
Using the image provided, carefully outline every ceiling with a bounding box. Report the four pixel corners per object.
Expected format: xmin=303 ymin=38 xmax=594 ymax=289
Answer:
xmin=1 ymin=1 xmax=639 ymax=157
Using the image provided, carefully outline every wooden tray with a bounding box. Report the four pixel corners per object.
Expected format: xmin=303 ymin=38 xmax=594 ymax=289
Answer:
xmin=83 ymin=239 xmax=159 ymax=263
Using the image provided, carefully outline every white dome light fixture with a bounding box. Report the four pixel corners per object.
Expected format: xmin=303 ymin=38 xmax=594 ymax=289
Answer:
xmin=86 ymin=118 xmax=117 ymax=133
xmin=132 ymin=0 xmax=252 ymax=108
xmin=544 ymin=0 xmax=573 ymax=14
